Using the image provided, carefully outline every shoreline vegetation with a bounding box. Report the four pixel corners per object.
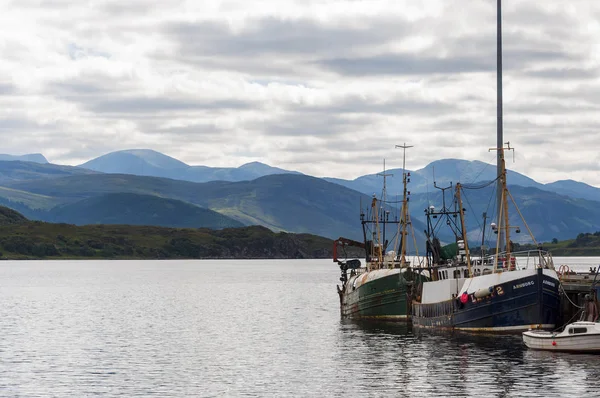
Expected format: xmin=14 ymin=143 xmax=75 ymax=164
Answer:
xmin=0 ymin=206 xmax=334 ymax=260
xmin=0 ymin=206 xmax=599 ymax=259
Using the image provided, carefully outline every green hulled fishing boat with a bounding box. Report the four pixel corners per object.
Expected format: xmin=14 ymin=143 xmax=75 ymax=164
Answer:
xmin=334 ymin=145 xmax=426 ymax=321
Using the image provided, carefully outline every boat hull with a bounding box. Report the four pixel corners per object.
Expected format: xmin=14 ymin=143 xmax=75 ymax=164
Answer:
xmin=412 ymin=268 xmax=560 ymax=332
xmin=339 ymin=269 xmax=410 ymax=321
xmin=522 ymin=332 xmax=600 ymax=353
xmin=523 ymin=322 xmax=600 ymax=353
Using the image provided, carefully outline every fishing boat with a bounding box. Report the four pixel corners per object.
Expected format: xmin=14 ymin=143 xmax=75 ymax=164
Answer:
xmin=522 ymin=321 xmax=600 ymax=353
xmin=410 ymin=0 xmax=560 ymax=332
xmin=523 ymin=267 xmax=600 ymax=351
xmin=411 ymin=165 xmax=561 ymax=331
xmin=334 ymin=145 xmax=427 ymax=321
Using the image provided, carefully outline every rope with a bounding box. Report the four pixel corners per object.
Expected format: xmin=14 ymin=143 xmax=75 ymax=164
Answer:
xmin=560 ymin=283 xmax=584 ymax=309
xmin=506 ymin=189 xmax=538 ymax=247
xmin=552 ymin=308 xmax=583 ymax=332
xmin=461 ymin=190 xmax=482 ymax=242
xmin=462 ymin=176 xmax=500 ymax=190
xmin=409 ymin=213 xmax=419 ymax=258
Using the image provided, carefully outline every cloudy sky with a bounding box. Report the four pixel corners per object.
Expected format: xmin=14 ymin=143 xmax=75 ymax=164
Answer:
xmin=1 ymin=0 xmax=599 ymax=185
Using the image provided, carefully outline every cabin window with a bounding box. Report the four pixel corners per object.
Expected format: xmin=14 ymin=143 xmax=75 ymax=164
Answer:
xmin=463 ymin=270 xmax=469 ymax=278
xmin=569 ymin=327 xmax=587 ymax=334
xmin=454 ymin=270 xmax=461 ymax=279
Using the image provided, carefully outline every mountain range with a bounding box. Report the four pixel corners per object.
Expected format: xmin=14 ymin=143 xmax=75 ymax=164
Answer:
xmin=0 ymin=149 xmax=598 ymax=248
xmin=78 ymin=149 xmax=302 ymax=183
xmin=76 ymin=149 xmax=600 ymax=202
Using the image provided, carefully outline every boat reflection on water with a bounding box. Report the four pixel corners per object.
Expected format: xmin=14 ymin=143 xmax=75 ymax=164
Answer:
xmin=412 ymin=325 xmax=523 ymax=356
xmin=343 ymin=318 xmax=523 ymax=355
xmin=336 ymin=319 xmax=600 ymax=396
xmin=340 ymin=319 xmax=413 ymax=336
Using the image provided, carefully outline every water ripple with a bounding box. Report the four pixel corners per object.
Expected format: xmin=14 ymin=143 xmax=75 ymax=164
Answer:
xmin=0 ymin=259 xmax=598 ymax=397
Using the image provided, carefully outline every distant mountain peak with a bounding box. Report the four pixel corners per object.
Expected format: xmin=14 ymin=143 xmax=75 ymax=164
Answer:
xmin=239 ymin=161 xmax=268 ymax=168
xmin=238 ymin=161 xmax=300 ymax=176
xmin=78 ymin=148 xmax=189 ymax=175
xmin=0 ymin=153 xmax=48 ymax=164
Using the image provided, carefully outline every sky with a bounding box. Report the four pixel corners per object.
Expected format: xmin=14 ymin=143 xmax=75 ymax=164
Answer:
xmin=1 ymin=0 xmax=600 ymax=186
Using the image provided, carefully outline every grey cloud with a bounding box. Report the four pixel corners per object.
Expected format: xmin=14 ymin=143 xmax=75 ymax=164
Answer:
xmin=317 ymin=44 xmax=572 ymax=77
xmin=164 ymin=17 xmax=410 ymax=58
xmin=47 ymin=79 xmax=252 ymax=120
xmin=523 ymin=68 xmax=598 ymax=80
xmin=160 ymin=8 xmax=580 ymax=80
xmin=0 ymin=83 xmax=15 ymax=96
xmin=0 ymin=117 xmax=55 ymax=131
xmin=153 ymin=123 xmax=224 ymax=136
xmin=87 ymin=97 xmax=253 ymax=114
xmin=300 ymin=95 xmax=456 ymax=115
xmin=135 ymin=122 xmax=227 ymax=144
xmin=537 ymin=83 xmax=600 ymax=103
xmin=49 ymin=81 xmax=120 ymax=98
xmin=317 ymin=53 xmax=492 ymax=76
xmin=250 ymin=111 xmax=376 ymax=138
xmin=428 ymin=117 xmax=493 ymax=133
xmin=101 ymin=1 xmax=151 ymax=16
xmin=506 ymin=3 xmax=580 ymax=35
xmin=507 ymin=101 xmax=600 ymax=115
xmin=13 ymin=0 xmax=72 ymax=7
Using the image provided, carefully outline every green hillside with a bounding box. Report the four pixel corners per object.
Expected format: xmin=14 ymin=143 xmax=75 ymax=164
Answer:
xmin=45 ymin=192 xmax=244 ymax=229
xmin=0 ymin=207 xmax=335 ymax=259
xmin=518 ymin=232 xmax=600 ymax=256
xmin=0 ymin=206 xmax=28 ymax=225
xmin=4 ymin=173 xmax=200 ymax=201
xmin=4 ymin=168 xmax=599 ymax=244
xmin=4 ymin=173 xmax=428 ymax=243
xmin=0 ymin=160 xmax=97 ymax=184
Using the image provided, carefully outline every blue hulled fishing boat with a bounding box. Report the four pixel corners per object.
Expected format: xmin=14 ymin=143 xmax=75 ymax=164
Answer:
xmin=411 ymin=0 xmax=560 ymax=333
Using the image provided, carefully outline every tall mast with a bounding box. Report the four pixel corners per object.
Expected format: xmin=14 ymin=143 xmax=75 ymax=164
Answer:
xmin=456 ymin=183 xmax=472 ymax=276
xmin=395 ymin=143 xmax=413 ymax=265
xmin=377 ymin=160 xmax=393 ymax=259
xmin=496 ymin=0 xmax=504 ymax=251
xmin=501 ymin=148 xmax=511 ymax=261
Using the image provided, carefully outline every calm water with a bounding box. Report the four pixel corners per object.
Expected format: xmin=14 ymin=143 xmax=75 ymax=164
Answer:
xmin=0 ymin=258 xmax=599 ymax=397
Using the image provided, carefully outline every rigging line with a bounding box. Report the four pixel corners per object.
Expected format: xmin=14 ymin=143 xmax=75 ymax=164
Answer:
xmin=493 ymin=190 xmax=505 ymax=272
xmin=461 ymin=191 xmax=483 ymax=243
xmin=426 ymin=175 xmax=430 ymax=206
xmin=483 ymin=183 xmax=497 ymax=250
xmin=409 ymin=213 xmax=420 ymax=259
xmin=462 ymin=176 xmax=500 ymax=190
xmin=553 ymin=308 xmax=583 ymax=332
xmin=468 ymin=153 xmax=498 ymax=185
xmin=382 ymin=199 xmax=403 ymax=204
xmin=469 ymin=162 xmax=489 ymax=185
xmin=506 ymin=189 xmax=538 ymax=246
xmin=393 ymin=208 xmax=402 ymax=263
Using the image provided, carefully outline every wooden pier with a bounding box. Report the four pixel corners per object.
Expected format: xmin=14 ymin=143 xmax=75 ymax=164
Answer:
xmin=558 ymin=272 xmax=600 ymax=326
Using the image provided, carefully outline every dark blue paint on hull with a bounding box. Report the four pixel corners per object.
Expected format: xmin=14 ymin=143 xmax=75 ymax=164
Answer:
xmin=412 ymin=268 xmax=560 ymax=332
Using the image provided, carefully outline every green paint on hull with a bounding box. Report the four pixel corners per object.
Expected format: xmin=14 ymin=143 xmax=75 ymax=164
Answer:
xmin=340 ymin=272 xmax=410 ymax=320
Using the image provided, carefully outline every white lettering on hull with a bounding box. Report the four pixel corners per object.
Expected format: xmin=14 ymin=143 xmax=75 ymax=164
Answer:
xmin=543 ymin=280 xmax=556 ymax=288
xmin=513 ymin=281 xmax=534 ymax=290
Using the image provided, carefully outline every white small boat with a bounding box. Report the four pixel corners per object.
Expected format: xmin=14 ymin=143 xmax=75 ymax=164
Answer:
xmin=522 ymin=321 xmax=600 ymax=353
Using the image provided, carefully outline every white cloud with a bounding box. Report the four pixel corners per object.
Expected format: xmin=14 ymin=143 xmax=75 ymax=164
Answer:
xmin=0 ymin=0 xmax=599 ymax=186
